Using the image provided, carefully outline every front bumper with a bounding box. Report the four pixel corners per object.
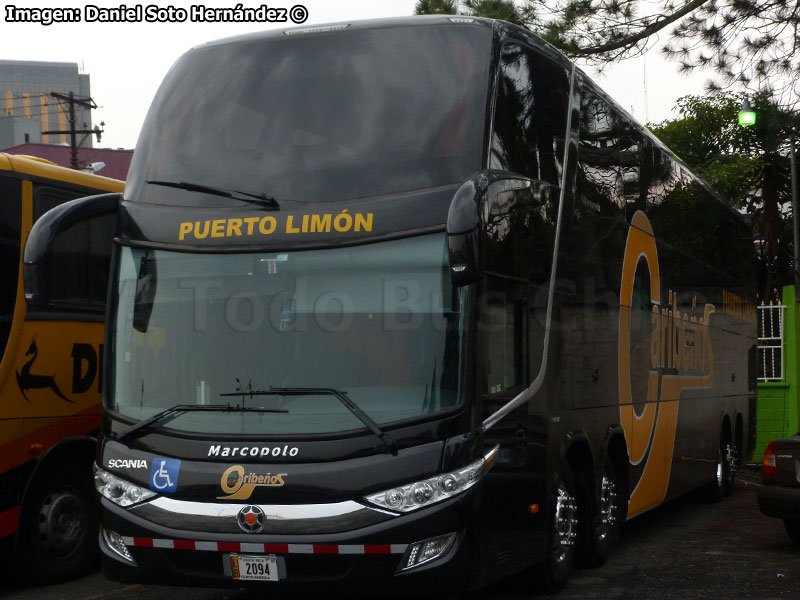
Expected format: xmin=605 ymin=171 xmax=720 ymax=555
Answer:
xmin=99 ymin=493 xmax=476 ymax=593
xmin=757 ymin=483 xmax=800 ymax=520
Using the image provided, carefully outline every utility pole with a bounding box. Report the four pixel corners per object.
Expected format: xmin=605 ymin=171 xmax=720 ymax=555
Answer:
xmin=41 ymin=91 xmax=104 ymax=169
xmin=790 ymin=132 xmax=799 ymax=289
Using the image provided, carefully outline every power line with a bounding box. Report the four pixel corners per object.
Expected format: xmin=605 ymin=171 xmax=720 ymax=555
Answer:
xmin=41 ymin=92 xmax=103 ymax=168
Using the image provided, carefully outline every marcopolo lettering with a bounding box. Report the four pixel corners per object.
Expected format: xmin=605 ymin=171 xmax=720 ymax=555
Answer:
xmin=178 ymin=212 xmax=374 ymax=241
xmin=208 ymin=444 xmax=299 ymax=458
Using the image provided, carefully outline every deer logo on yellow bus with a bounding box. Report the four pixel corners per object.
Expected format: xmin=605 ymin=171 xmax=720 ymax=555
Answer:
xmin=15 ymin=337 xmax=73 ymax=403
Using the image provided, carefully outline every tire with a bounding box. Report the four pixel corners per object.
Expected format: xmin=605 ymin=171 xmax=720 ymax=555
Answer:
xmin=578 ymin=454 xmax=624 ymax=567
xmin=20 ymin=464 xmax=99 ymax=583
xmin=784 ymin=519 xmax=800 ymax=545
xmin=536 ymin=459 xmax=578 ymax=593
xmin=706 ymin=434 xmax=732 ymax=503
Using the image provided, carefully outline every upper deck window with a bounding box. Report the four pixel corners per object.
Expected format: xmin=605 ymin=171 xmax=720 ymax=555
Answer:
xmin=127 ymin=24 xmax=491 ymax=206
xmin=490 ymin=42 xmax=570 ymax=186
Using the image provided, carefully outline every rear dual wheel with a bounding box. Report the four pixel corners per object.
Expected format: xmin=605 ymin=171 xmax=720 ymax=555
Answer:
xmin=707 ymin=434 xmax=736 ymax=502
xmin=579 ymin=455 xmax=623 ymax=567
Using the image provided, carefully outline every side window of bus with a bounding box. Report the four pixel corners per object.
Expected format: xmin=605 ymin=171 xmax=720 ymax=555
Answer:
xmin=490 ymin=42 xmax=570 ymax=186
xmin=574 ymin=86 xmax=625 ymax=224
xmin=0 ymin=176 xmax=22 ymax=361
xmin=34 ymin=186 xmax=79 ymax=222
xmin=481 ymin=276 xmax=526 ymax=396
xmin=621 ymin=134 xmax=681 ymax=214
xmin=649 ymin=171 xmax=742 ymax=290
xmin=34 ymin=186 xmax=116 ymax=314
xmin=559 ymin=85 xmax=629 ymax=337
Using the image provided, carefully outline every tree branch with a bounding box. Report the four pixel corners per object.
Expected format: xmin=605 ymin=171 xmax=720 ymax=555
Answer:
xmin=576 ymin=0 xmax=712 ymax=56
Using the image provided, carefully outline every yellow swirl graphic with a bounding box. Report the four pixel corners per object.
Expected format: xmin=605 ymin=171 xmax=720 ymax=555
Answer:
xmin=618 ymin=211 xmax=715 ymax=517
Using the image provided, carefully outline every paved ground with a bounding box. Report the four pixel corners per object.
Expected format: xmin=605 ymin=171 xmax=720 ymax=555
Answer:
xmin=492 ymin=466 xmax=800 ymax=599
xmin=3 ymin=467 xmax=799 ymax=599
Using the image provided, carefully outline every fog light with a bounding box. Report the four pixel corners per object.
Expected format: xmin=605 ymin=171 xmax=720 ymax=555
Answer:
xmin=399 ymin=533 xmax=456 ymax=571
xmin=102 ymin=529 xmax=136 ymax=564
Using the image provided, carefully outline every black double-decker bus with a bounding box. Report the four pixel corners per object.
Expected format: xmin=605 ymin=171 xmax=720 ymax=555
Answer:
xmin=24 ymin=16 xmax=757 ymax=593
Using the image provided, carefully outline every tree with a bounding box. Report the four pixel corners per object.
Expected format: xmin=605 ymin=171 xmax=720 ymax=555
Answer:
xmin=650 ymin=92 xmax=800 ymax=298
xmin=650 ymin=93 xmax=762 ymax=209
xmin=415 ymin=0 xmax=531 ymax=25
xmin=415 ymin=0 xmax=800 ymax=101
xmin=414 ymin=0 xmax=458 ymax=15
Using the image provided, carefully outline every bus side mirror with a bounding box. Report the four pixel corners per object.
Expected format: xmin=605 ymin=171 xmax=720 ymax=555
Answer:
xmin=446 ymin=171 xmax=539 ymax=287
xmin=446 ymin=178 xmax=482 ymax=287
xmin=23 ymin=193 xmax=122 ymax=310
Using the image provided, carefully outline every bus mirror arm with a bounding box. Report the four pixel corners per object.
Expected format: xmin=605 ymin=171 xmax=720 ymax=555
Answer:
xmin=446 ymin=170 xmax=536 ymax=287
xmin=23 ymin=193 xmax=122 ymax=309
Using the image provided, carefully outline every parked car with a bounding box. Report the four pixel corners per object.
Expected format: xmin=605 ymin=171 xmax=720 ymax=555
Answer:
xmin=757 ymin=434 xmax=800 ymax=544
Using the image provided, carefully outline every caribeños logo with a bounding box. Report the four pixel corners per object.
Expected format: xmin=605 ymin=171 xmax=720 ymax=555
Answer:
xmin=618 ymin=211 xmax=715 ymax=517
xmin=218 ymin=465 xmax=286 ymax=500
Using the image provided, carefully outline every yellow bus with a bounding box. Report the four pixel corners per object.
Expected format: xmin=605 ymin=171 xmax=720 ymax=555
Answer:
xmin=0 ymin=154 xmax=123 ymax=581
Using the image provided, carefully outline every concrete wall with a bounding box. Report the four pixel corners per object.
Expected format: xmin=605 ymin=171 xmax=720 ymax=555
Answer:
xmin=0 ymin=116 xmax=41 ymax=146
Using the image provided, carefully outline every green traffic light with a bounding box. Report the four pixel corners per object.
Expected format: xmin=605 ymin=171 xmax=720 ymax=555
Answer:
xmin=738 ymin=99 xmax=756 ymax=126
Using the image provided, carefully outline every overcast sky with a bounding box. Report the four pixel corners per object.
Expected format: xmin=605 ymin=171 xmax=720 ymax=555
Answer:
xmin=3 ymin=0 xmax=708 ymax=149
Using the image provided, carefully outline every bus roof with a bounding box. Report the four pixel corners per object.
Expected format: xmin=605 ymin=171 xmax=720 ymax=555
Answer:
xmin=0 ymin=152 xmax=124 ymax=192
xmin=193 ymin=15 xmax=496 ymax=50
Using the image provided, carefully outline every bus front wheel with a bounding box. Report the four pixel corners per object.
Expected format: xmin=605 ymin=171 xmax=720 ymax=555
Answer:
xmin=537 ymin=459 xmax=578 ymax=593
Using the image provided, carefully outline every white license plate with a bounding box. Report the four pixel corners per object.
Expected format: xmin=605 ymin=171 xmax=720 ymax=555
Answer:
xmin=230 ymin=554 xmax=280 ymax=581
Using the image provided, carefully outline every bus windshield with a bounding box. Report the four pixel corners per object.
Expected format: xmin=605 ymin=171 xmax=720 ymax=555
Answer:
xmin=126 ymin=24 xmax=491 ymax=205
xmin=107 ymin=234 xmax=468 ymax=435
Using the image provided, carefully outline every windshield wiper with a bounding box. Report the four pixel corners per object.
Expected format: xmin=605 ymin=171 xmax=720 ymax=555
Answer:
xmin=116 ymin=403 xmax=287 ymax=442
xmin=147 ymin=180 xmax=279 ymax=210
xmin=219 ymin=386 xmax=398 ymax=455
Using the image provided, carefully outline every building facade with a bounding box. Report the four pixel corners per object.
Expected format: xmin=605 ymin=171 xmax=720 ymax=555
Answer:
xmin=0 ymin=60 xmax=93 ymax=149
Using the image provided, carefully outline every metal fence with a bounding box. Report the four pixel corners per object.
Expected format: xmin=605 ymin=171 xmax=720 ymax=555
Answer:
xmin=758 ymin=302 xmax=786 ymax=381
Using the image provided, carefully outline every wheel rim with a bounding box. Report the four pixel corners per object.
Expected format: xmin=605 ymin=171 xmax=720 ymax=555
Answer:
xmin=552 ymin=482 xmax=577 ymax=563
xmin=724 ymin=442 xmax=738 ymax=483
xmin=595 ymin=474 xmax=618 ymax=541
xmin=716 ymin=442 xmax=736 ymax=487
xmin=38 ymin=488 xmax=87 ymax=559
xmin=725 ymin=443 xmax=737 ymax=476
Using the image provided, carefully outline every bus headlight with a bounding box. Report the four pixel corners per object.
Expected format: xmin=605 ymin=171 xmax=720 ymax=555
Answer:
xmin=94 ymin=465 xmax=156 ymax=507
xmin=364 ymin=446 xmax=498 ymax=513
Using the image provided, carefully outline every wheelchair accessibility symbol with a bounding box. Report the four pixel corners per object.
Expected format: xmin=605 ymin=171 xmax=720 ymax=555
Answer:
xmin=149 ymin=457 xmax=181 ymax=493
